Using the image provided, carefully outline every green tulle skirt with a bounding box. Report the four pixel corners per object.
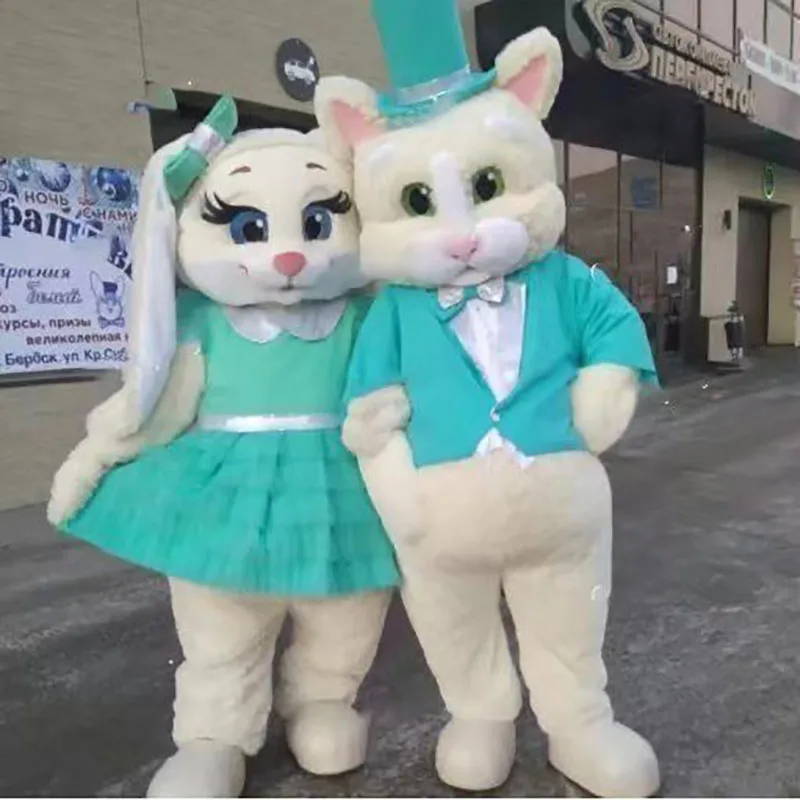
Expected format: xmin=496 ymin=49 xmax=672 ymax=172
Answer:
xmin=64 ymin=428 xmax=399 ymax=596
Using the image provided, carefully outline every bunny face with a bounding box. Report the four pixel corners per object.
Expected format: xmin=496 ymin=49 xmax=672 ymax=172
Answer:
xmin=316 ymin=28 xmax=565 ymax=288
xmin=177 ymin=137 xmax=363 ymax=306
xmin=90 ymin=271 xmax=125 ymax=322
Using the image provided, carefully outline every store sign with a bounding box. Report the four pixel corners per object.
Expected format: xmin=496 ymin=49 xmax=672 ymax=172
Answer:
xmin=579 ymin=0 xmax=755 ymax=115
xmin=275 ymin=38 xmax=320 ymax=102
xmin=0 ymin=156 xmax=138 ymax=375
xmin=740 ymin=37 xmax=800 ymax=97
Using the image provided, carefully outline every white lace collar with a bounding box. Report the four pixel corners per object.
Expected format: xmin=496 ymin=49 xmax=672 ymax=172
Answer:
xmin=223 ymin=297 xmax=347 ymax=343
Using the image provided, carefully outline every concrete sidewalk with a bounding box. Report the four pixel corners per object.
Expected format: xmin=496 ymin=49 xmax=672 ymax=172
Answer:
xmin=1 ymin=354 xmax=800 ymax=797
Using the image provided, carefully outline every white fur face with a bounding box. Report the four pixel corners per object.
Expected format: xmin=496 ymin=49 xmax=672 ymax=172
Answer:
xmin=315 ymin=26 xmax=566 ymax=288
xmin=352 ymin=91 xmax=565 ymax=287
xmin=177 ymin=142 xmax=362 ymax=306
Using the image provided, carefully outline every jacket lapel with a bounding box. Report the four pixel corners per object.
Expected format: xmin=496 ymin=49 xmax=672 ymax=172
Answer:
xmin=424 ymin=289 xmax=490 ymax=393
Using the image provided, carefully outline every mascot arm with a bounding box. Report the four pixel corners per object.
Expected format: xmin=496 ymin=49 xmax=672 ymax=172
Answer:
xmin=342 ymin=289 xmax=410 ymax=458
xmin=569 ymin=259 xmax=658 ymax=455
xmin=48 ymin=342 xmax=206 ymax=527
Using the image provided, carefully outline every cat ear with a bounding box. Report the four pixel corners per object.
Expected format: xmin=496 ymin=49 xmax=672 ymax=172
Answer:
xmin=494 ymin=27 xmax=563 ymax=120
xmin=314 ymin=76 xmax=384 ymax=157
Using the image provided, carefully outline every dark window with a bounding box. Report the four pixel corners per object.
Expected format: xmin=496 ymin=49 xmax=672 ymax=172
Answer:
xmin=567 ymin=144 xmax=618 ymax=207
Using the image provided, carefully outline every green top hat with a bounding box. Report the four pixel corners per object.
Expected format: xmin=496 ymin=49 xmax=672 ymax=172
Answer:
xmin=371 ymin=0 xmax=495 ymax=124
xmin=163 ymin=94 xmax=238 ymax=204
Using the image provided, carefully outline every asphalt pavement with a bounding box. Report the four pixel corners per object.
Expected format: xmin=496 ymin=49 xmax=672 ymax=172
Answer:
xmin=2 ymin=353 xmax=800 ymax=797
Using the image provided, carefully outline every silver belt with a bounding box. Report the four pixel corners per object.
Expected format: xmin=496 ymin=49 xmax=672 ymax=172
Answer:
xmin=196 ymin=413 xmax=340 ymax=433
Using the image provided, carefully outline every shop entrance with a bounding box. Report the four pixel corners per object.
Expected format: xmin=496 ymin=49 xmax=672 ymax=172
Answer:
xmin=736 ymin=204 xmax=771 ymax=349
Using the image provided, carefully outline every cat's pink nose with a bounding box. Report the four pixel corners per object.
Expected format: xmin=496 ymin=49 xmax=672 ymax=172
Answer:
xmin=447 ymin=235 xmax=479 ymax=262
xmin=273 ymin=251 xmax=307 ymax=277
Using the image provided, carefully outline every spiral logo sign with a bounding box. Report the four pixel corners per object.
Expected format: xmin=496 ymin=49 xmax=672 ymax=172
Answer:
xmin=578 ymin=0 xmax=755 ymax=116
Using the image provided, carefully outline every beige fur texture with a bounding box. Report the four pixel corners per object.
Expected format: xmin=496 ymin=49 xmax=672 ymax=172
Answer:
xmin=341 ymin=386 xmax=411 ymax=458
xmin=315 ymin=30 xmax=565 ymax=289
xmin=571 ymin=363 xmax=639 ymax=454
xmin=317 ymin=25 xmax=658 ymax=796
xmin=50 ymin=128 xmax=365 ymax=527
xmin=177 ymin=136 xmax=365 ymax=307
xmin=48 ymin=344 xmax=205 ymax=526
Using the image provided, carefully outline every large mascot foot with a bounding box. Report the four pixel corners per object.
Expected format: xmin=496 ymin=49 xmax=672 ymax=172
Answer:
xmin=435 ymin=718 xmax=516 ymax=791
xmin=548 ymin=722 xmax=660 ymax=798
xmin=286 ymin=701 xmax=369 ymax=776
xmin=147 ymin=740 xmax=246 ymax=798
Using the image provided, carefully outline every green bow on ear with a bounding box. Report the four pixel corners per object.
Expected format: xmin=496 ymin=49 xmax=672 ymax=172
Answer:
xmin=163 ymin=94 xmax=239 ymax=204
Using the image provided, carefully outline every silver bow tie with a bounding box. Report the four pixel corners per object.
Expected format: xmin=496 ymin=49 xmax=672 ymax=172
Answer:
xmin=437 ymin=277 xmax=506 ymax=310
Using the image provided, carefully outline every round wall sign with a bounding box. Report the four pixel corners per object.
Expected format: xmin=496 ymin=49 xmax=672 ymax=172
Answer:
xmin=275 ymin=38 xmax=320 ymax=102
xmin=763 ymin=163 xmax=776 ymax=200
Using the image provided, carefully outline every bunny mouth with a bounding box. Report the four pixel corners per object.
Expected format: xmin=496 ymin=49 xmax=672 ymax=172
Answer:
xmin=238 ymin=265 xmax=299 ymax=292
xmin=449 ymin=265 xmax=493 ymax=287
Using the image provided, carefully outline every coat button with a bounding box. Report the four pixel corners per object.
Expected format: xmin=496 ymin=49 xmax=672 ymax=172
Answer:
xmin=490 ymin=408 xmax=500 ymax=423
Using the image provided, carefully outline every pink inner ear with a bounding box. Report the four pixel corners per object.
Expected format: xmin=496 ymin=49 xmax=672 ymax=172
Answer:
xmin=330 ymin=100 xmax=381 ymax=146
xmin=505 ymin=53 xmax=548 ymax=109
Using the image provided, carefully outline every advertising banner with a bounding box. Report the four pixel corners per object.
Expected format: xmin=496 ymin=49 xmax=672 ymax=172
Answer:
xmin=0 ymin=156 xmax=138 ymax=375
xmin=741 ymin=37 xmax=800 ymax=98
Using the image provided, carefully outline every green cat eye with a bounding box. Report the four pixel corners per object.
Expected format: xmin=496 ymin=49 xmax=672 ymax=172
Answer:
xmin=401 ymin=182 xmax=436 ymax=217
xmin=472 ymin=167 xmax=505 ymax=204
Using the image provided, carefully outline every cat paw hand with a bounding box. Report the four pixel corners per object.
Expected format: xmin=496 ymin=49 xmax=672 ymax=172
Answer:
xmin=47 ymin=439 xmax=117 ymax=526
xmin=571 ymin=364 xmax=639 ymax=455
xmin=342 ymin=386 xmax=410 ymax=458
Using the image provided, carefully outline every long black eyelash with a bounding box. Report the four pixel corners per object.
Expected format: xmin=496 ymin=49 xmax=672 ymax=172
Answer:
xmin=310 ymin=190 xmax=352 ymax=215
xmin=201 ymin=193 xmax=263 ymax=225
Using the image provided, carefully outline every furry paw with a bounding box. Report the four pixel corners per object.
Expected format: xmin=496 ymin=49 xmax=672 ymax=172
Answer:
xmin=147 ymin=741 xmax=246 ymax=798
xmin=286 ymin=701 xmax=368 ymax=776
xmin=47 ymin=439 xmax=117 ymax=526
xmin=342 ymin=386 xmax=410 ymax=458
xmin=571 ymin=364 xmax=639 ymax=455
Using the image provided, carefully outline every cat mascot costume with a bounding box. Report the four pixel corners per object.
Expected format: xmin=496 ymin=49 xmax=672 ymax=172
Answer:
xmin=315 ymin=1 xmax=661 ymax=796
xmin=47 ymin=96 xmax=398 ymax=797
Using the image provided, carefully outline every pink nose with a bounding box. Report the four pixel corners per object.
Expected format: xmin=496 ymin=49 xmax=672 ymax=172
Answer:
xmin=447 ymin=235 xmax=479 ymax=262
xmin=273 ymin=251 xmax=307 ymax=277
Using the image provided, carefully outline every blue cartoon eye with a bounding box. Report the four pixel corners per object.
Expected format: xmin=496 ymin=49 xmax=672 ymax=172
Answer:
xmin=230 ymin=210 xmax=269 ymax=244
xmin=302 ymin=205 xmax=333 ymax=241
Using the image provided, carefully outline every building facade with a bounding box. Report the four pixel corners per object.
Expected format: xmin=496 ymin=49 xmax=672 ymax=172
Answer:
xmin=1 ymin=0 xmax=799 ymax=509
xmin=477 ymin=0 xmax=800 ymax=376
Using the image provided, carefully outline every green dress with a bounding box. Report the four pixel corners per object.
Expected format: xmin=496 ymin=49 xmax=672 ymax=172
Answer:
xmin=64 ymin=289 xmax=399 ymax=597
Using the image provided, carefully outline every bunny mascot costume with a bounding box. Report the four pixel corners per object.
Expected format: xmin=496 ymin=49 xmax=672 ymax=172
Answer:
xmin=315 ymin=2 xmax=661 ymax=796
xmin=48 ymin=96 xmax=398 ymax=797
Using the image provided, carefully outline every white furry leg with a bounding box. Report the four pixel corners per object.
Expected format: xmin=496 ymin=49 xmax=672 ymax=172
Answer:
xmin=571 ymin=364 xmax=639 ymax=454
xmin=398 ymin=555 xmax=521 ymax=790
xmin=278 ymin=591 xmax=391 ymax=775
xmin=502 ymin=521 xmax=660 ymax=797
xmin=147 ymin=740 xmax=246 ymax=798
xmin=169 ymin=580 xmax=287 ymax=756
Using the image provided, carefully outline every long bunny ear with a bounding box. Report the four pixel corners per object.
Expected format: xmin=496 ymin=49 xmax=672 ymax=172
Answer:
xmin=89 ymin=271 xmax=103 ymax=297
xmin=494 ymin=27 xmax=563 ymax=120
xmin=314 ymin=76 xmax=386 ymax=158
xmin=121 ymin=135 xmax=188 ymax=432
